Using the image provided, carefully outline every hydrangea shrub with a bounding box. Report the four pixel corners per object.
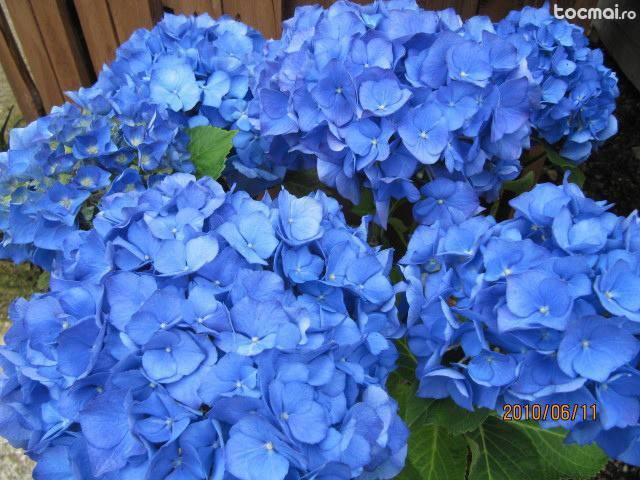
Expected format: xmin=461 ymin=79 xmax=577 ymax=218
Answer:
xmin=0 ymin=173 xmax=407 ymax=479
xmin=0 ymin=1 xmax=629 ymax=479
xmin=402 ymin=175 xmax=640 ymax=465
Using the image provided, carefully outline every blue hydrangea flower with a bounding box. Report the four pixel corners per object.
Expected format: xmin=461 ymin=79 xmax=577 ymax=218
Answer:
xmin=402 ymin=176 xmax=640 ymax=465
xmin=0 ymin=173 xmax=407 ymax=479
xmin=413 ymin=178 xmax=480 ymax=227
xmin=0 ymin=13 xmax=270 ymax=269
xmin=496 ymin=5 xmax=619 ymax=163
xmin=255 ymin=0 xmax=540 ymax=225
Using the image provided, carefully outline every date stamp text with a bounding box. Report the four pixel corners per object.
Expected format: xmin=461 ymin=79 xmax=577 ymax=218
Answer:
xmin=502 ymin=403 xmax=597 ymax=422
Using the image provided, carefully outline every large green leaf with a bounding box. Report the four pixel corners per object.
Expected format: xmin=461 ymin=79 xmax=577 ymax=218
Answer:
xmin=387 ymin=339 xmax=605 ymax=480
xmin=387 ymin=376 xmax=433 ymax=428
xmin=398 ymin=424 xmax=468 ymax=480
xmin=389 ymin=376 xmax=490 ymax=479
xmin=466 ymin=417 xmax=541 ymax=480
xmin=188 ymin=126 xmax=237 ymax=180
xmin=509 ymin=421 xmax=607 ymax=479
xmin=422 ymin=399 xmax=492 ymax=435
xmin=466 ymin=417 xmax=607 ymax=480
xmin=389 ymin=363 xmax=490 ymax=434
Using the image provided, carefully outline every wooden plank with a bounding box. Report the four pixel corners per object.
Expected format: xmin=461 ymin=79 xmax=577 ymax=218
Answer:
xmin=222 ymin=0 xmax=282 ymax=39
xmin=283 ymin=0 xmax=332 ymax=20
xmin=288 ymin=0 xmax=476 ymax=19
xmin=107 ymin=0 xmax=162 ymax=43
xmin=418 ymin=0 xmax=479 ymax=17
xmin=4 ymin=0 xmax=63 ymax=112
xmin=29 ymin=0 xmax=93 ymax=93
xmin=163 ymin=0 xmax=222 ymax=17
xmin=0 ymin=4 xmax=42 ymax=120
xmin=283 ymin=0 xmax=597 ymax=24
xmin=477 ymin=0 xmax=524 ymax=20
xmin=74 ymin=0 xmax=120 ymax=73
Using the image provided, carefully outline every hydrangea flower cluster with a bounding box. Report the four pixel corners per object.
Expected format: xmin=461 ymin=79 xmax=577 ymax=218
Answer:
xmin=401 ymin=175 xmax=640 ymax=464
xmin=496 ymin=5 xmax=619 ymax=163
xmin=0 ymin=173 xmax=407 ymax=479
xmin=82 ymin=13 xmax=273 ymax=181
xmin=0 ymin=13 xmax=269 ymax=269
xmin=256 ymin=0 xmax=539 ymax=224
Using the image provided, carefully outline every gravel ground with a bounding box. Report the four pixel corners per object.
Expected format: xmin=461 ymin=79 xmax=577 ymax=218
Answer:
xmin=0 ymin=262 xmax=39 ymax=479
xmin=0 ymin=439 xmax=32 ymax=480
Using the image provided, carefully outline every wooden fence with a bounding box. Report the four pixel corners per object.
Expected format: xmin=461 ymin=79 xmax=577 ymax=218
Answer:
xmin=0 ymin=0 xmax=597 ymax=122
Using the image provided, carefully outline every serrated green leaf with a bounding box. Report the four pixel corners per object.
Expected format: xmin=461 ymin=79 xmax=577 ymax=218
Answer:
xmin=503 ymin=170 xmax=535 ymax=194
xmin=423 ymin=399 xmax=492 ymax=435
xmin=398 ymin=424 xmax=468 ymax=480
xmin=509 ymin=421 xmax=607 ymax=479
xmin=188 ymin=126 xmax=237 ymax=180
xmin=467 ymin=417 xmax=541 ymax=480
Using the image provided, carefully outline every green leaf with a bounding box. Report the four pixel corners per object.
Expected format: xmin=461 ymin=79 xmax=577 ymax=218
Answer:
xmin=388 ymin=370 xmax=490 ymax=436
xmin=568 ymin=166 xmax=586 ymax=187
xmin=283 ymin=170 xmax=325 ymax=197
xmin=422 ymin=399 xmax=491 ymax=435
xmin=509 ymin=421 xmax=608 ymax=479
xmin=393 ymin=339 xmax=419 ymax=382
xmin=390 ymin=265 xmax=403 ymax=285
xmin=352 ymin=188 xmax=375 ymax=216
xmin=387 ymin=375 xmax=432 ymax=428
xmin=466 ymin=417 xmax=607 ymax=480
xmin=388 ymin=376 xmax=468 ymax=479
xmin=398 ymin=424 xmax=468 ymax=480
xmin=188 ymin=126 xmax=237 ymax=180
xmin=388 ymin=217 xmax=408 ymax=247
xmin=81 ymin=204 xmax=96 ymax=224
xmin=489 ymin=199 xmax=500 ymax=218
xmin=467 ymin=417 xmax=542 ymax=480
xmin=542 ymin=142 xmax=585 ymax=187
xmin=503 ymin=171 xmax=534 ymax=194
